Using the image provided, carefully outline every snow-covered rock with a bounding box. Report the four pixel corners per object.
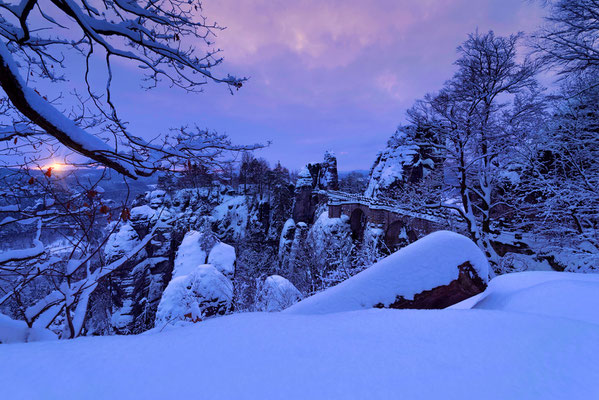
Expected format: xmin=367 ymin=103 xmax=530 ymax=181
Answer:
xmin=318 ymin=151 xmax=339 ymax=190
xmin=255 ymin=275 xmax=303 ymax=312
xmin=207 ymin=242 xmax=236 ymax=279
xmin=155 ymin=265 xmax=233 ymax=328
xmin=147 ymin=190 xmax=169 ymax=209
xmin=364 ymin=129 xmax=430 ymax=197
xmin=0 ymin=313 xmax=57 ymax=344
xmin=173 ymin=230 xmax=209 ymax=279
xmin=130 ymin=204 xmax=155 ymax=223
xmin=278 ymin=218 xmax=296 ymax=261
xmin=103 ymin=223 xmax=141 ymax=263
xmin=210 ymin=195 xmax=249 ymax=241
xmin=287 ymin=231 xmax=489 ymax=314
xmin=296 ymin=167 xmax=313 ymax=188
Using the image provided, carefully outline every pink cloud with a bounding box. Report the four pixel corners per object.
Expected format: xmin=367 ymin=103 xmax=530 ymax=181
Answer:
xmin=204 ymin=0 xmax=459 ymax=68
xmin=113 ymin=1 xmax=548 ymax=171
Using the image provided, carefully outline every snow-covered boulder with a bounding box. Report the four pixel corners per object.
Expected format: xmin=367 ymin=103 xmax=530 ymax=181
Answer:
xmin=287 ymin=231 xmax=489 ymax=314
xmin=0 ymin=313 xmax=57 ymax=344
xmin=255 ymin=275 xmax=303 ymax=312
xmin=155 ymin=265 xmax=233 ymax=327
xmin=207 ymin=242 xmax=236 ymax=279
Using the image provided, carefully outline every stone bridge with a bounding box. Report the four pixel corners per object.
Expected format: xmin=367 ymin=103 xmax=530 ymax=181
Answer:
xmin=325 ymin=191 xmax=458 ymax=251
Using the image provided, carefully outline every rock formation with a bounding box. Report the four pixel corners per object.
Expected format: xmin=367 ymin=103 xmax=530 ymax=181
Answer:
xmin=155 ymin=265 xmax=234 ymax=327
xmin=292 ymin=152 xmax=339 ymax=223
xmin=365 ymin=129 xmax=435 ymax=197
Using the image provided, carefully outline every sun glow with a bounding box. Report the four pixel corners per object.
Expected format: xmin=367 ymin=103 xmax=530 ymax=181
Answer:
xmin=41 ymin=162 xmax=70 ymax=172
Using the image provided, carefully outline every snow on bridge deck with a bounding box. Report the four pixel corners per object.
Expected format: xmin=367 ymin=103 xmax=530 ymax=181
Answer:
xmin=322 ymin=190 xmax=458 ymax=224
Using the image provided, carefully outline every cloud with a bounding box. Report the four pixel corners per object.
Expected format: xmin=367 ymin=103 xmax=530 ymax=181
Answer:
xmin=204 ymin=0 xmax=458 ymax=69
xmin=115 ymin=0 xmax=547 ymax=171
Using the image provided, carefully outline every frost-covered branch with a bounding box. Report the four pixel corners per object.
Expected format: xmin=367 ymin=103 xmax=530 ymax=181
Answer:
xmin=0 ymin=0 xmax=257 ymax=178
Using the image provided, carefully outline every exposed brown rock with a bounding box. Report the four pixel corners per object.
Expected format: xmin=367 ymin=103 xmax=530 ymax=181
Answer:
xmin=374 ymin=261 xmax=487 ymax=310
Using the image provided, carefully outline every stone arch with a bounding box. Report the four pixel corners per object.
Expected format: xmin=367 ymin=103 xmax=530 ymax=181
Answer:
xmin=350 ymin=207 xmax=367 ymax=241
xmin=384 ymin=219 xmax=417 ymax=253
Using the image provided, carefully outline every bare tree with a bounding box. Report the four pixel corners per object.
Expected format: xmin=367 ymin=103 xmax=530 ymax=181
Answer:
xmin=0 ymin=0 xmax=260 ymax=177
xmin=0 ymin=1 xmax=267 ymax=338
xmin=533 ymin=0 xmax=599 ymax=77
xmin=0 ymin=165 xmax=156 ymax=338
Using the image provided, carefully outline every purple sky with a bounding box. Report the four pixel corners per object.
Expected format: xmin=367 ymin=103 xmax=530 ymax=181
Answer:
xmin=112 ymin=0 xmax=546 ymax=172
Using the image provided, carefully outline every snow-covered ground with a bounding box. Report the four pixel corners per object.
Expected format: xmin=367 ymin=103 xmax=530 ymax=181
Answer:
xmin=1 ymin=271 xmax=598 ymax=399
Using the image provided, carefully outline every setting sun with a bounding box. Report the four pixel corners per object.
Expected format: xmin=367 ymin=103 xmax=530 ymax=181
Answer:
xmin=41 ymin=162 xmax=70 ymax=172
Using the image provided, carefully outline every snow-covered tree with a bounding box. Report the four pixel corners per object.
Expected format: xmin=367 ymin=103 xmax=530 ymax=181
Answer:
xmin=407 ymin=31 xmax=543 ymax=265
xmin=520 ymin=73 xmax=599 ymax=248
xmin=254 ymin=275 xmax=302 ymax=312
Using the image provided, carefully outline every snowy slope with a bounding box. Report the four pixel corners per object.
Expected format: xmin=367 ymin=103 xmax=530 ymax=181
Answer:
xmin=1 ymin=307 xmax=598 ymax=400
xmin=287 ymin=231 xmax=488 ymax=314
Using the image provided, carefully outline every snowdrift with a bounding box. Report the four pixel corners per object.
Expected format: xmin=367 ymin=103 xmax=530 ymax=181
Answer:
xmin=2 ymin=270 xmax=599 ymax=399
xmin=452 ymin=271 xmax=599 ymax=324
xmin=1 ymin=305 xmax=598 ymax=400
xmin=0 ymin=313 xmax=56 ymax=344
xmin=287 ymin=231 xmax=489 ymax=314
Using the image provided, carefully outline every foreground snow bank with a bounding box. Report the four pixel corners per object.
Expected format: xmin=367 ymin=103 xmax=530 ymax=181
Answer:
xmin=288 ymin=231 xmax=488 ymax=314
xmin=452 ymin=271 xmax=599 ymax=324
xmin=1 ymin=307 xmax=597 ymax=400
xmin=0 ymin=313 xmax=56 ymax=344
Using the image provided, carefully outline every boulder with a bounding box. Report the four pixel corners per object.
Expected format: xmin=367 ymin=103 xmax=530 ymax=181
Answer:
xmin=255 ymin=275 xmax=303 ymax=312
xmin=287 ymin=231 xmax=489 ymax=314
xmin=375 ymin=261 xmax=486 ymax=309
xmin=155 ymin=265 xmax=233 ymax=327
